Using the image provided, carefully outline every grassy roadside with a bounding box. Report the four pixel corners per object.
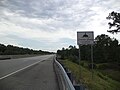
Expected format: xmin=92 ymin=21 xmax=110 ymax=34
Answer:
xmin=63 ymin=60 xmax=120 ymax=90
xmin=97 ymin=63 xmax=120 ymax=82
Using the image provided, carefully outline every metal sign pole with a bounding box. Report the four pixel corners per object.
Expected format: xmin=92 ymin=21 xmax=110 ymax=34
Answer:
xmin=79 ymin=45 xmax=82 ymax=79
xmin=91 ymin=44 xmax=94 ymax=79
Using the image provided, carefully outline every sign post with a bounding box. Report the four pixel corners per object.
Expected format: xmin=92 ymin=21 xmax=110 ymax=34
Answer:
xmin=77 ymin=31 xmax=94 ymax=80
xmin=78 ymin=45 xmax=81 ymax=80
xmin=91 ymin=44 xmax=94 ymax=79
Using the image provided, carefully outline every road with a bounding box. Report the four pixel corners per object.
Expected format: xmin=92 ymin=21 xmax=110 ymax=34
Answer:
xmin=0 ymin=55 xmax=59 ymax=90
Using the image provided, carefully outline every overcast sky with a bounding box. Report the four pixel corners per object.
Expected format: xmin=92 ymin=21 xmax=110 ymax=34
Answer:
xmin=0 ymin=0 xmax=120 ymax=52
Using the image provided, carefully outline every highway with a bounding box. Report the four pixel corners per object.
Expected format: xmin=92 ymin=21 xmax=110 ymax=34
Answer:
xmin=0 ymin=55 xmax=59 ymax=90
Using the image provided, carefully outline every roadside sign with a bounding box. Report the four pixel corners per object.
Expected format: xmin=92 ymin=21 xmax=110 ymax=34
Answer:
xmin=77 ymin=31 xmax=94 ymax=45
xmin=77 ymin=31 xmax=94 ymax=80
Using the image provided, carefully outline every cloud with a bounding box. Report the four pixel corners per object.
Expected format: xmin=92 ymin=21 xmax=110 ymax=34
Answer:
xmin=0 ymin=0 xmax=120 ymax=52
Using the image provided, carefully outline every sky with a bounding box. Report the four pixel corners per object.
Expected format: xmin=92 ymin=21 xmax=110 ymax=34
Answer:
xmin=0 ymin=0 xmax=120 ymax=52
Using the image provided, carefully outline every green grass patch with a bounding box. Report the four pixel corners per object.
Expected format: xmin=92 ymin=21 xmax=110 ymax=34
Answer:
xmin=63 ymin=60 xmax=120 ymax=90
xmin=99 ymin=69 xmax=120 ymax=82
xmin=96 ymin=63 xmax=120 ymax=82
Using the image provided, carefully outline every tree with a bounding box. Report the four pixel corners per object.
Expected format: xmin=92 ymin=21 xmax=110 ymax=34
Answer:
xmin=106 ymin=11 xmax=120 ymax=34
xmin=0 ymin=44 xmax=6 ymax=54
xmin=57 ymin=34 xmax=120 ymax=63
xmin=108 ymin=39 xmax=119 ymax=62
xmin=94 ymin=34 xmax=119 ymax=63
xmin=94 ymin=34 xmax=111 ymax=63
xmin=0 ymin=43 xmax=52 ymax=55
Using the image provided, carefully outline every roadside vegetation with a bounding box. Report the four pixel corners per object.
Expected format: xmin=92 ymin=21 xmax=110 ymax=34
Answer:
xmin=0 ymin=44 xmax=53 ymax=55
xmin=63 ymin=60 xmax=120 ymax=90
xmin=57 ymin=34 xmax=120 ymax=90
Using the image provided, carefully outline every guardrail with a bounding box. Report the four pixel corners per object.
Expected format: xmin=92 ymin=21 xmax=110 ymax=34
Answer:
xmin=54 ymin=58 xmax=75 ymax=90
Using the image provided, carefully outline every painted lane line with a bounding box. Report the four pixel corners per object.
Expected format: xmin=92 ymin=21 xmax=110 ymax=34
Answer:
xmin=0 ymin=59 xmax=44 ymax=80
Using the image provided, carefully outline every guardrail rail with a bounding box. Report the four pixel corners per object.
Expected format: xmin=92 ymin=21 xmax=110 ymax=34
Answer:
xmin=54 ymin=58 xmax=75 ymax=90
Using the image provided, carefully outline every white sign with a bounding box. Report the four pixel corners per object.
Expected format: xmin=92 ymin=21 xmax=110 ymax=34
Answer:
xmin=77 ymin=31 xmax=94 ymax=45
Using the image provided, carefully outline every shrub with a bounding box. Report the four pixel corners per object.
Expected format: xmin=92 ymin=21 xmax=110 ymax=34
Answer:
xmin=97 ymin=72 xmax=108 ymax=80
xmin=80 ymin=62 xmax=84 ymax=66
xmin=88 ymin=63 xmax=97 ymax=69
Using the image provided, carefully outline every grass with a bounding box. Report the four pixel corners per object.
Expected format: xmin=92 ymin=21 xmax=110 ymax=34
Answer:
xmin=100 ymin=70 xmax=120 ymax=82
xmin=63 ymin=60 xmax=120 ymax=90
xmin=97 ymin=63 xmax=120 ymax=82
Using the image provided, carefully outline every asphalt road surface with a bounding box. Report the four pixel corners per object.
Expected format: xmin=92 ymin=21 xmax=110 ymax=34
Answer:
xmin=0 ymin=55 xmax=59 ymax=90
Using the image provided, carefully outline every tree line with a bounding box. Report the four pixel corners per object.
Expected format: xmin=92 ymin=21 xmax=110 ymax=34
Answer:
xmin=0 ymin=44 xmax=52 ymax=55
xmin=57 ymin=34 xmax=120 ymax=63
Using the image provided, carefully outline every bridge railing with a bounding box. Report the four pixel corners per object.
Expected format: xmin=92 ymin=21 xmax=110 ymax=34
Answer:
xmin=54 ymin=58 xmax=75 ymax=90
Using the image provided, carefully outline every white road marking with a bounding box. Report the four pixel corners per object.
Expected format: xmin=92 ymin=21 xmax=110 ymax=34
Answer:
xmin=0 ymin=59 xmax=44 ymax=80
